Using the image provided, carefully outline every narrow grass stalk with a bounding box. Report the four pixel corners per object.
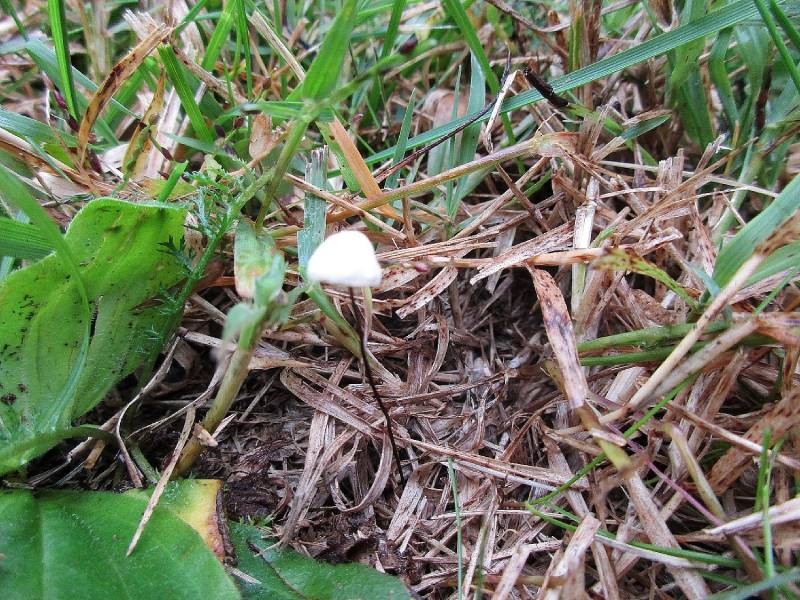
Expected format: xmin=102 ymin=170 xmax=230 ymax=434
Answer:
xmin=47 ymin=0 xmax=78 ymax=118
xmin=447 ymin=458 xmax=463 ymax=599
xmin=769 ymin=0 xmax=800 ymax=51
xmin=173 ymin=317 xmax=268 ymax=476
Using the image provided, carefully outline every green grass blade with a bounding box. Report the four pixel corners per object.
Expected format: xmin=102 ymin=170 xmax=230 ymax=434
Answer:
xmin=47 ymin=0 xmax=78 ymax=119
xmin=753 ymin=0 xmax=800 ymax=96
xmin=302 ymin=0 xmax=358 ymax=100
xmin=675 ymin=72 xmax=715 ymax=147
xmin=0 ymin=0 xmax=27 ymax=40
xmin=713 ymin=174 xmax=800 ymax=287
xmin=668 ymin=0 xmax=707 ymax=95
xmin=770 ymin=0 xmax=800 ymax=51
xmin=159 ymin=45 xmax=216 ymax=144
xmin=709 ymin=29 xmax=739 ymax=127
xmin=0 ymin=109 xmax=77 ymax=145
xmin=755 ymin=432 xmax=775 ymax=584
xmin=234 ymin=0 xmax=252 ymax=99
xmin=155 ymin=161 xmax=189 ymax=203
xmin=201 ymin=0 xmax=236 ymax=71
xmin=24 ymin=40 xmax=125 ymax=141
xmin=219 ymin=101 xmax=334 ymax=122
xmin=441 ymin=0 xmax=514 ymax=141
xmin=386 ymin=88 xmax=416 ymax=189
xmin=298 ymin=148 xmax=328 ymax=272
xmin=365 ymin=0 xmax=770 ymax=165
xmin=441 ymin=0 xmax=498 ymax=92
xmin=453 ymin=54 xmax=487 ymax=205
xmin=381 ymin=0 xmax=407 ymax=59
xmin=708 ymin=569 xmax=800 ymax=600
xmin=176 ymin=0 xmax=210 ymax=35
xmin=0 ymin=217 xmax=54 ymax=260
xmin=447 ymin=458 xmax=463 ymax=600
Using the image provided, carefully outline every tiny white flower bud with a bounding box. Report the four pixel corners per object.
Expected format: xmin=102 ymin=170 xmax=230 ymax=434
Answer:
xmin=306 ymin=230 xmax=382 ymax=287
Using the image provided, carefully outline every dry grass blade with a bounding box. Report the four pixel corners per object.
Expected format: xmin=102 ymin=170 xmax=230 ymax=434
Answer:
xmin=528 ymin=267 xmax=623 ymax=445
xmin=705 ymin=496 xmax=800 ymax=536
xmin=540 ymin=514 xmax=600 ymax=599
xmin=127 ymin=405 xmax=195 ymax=556
xmin=77 ymin=24 xmax=170 ymax=164
xmin=710 ymin=385 xmax=800 ymax=493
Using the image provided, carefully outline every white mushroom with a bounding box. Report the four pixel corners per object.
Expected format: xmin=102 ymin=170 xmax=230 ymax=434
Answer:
xmin=305 ymin=229 xmax=406 ymax=484
xmin=306 ymin=230 xmax=382 ymax=287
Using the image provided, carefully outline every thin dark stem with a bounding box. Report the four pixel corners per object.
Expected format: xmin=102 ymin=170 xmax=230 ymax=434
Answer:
xmin=374 ymin=57 xmax=515 ymax=185
xmin=348 ymin=287 xmax=406 ymax=486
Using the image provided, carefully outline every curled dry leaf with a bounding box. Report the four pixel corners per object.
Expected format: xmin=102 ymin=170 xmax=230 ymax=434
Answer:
xmin=78 ymin=24 xmax=171 ymax=164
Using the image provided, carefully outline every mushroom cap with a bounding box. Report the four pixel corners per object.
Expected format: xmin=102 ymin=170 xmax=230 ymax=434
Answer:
xmin=306 ymin=230 xmax=382 ymax=287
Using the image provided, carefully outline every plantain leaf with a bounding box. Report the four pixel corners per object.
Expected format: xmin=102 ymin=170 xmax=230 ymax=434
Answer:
xmin=0 ymin=483 xmax=239 ymax=599
xmin=0 ymin=216 xmax=53 ymax=260
xmin=0 ymin=198 xmax=186 ymax=474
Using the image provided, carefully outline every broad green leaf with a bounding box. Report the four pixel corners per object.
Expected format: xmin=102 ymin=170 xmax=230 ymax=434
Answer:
xmin=0 ymin=163 xmax=91 ymax=464
xmin=0 ymin=198 xmax=186 ymax=474
xmin=713 ymin=174 xmax=800 ymax=287
xmin=302 ymin=0 xmax=358 ymax=100
xmin=124 ymin=479 xmax=229 ymax=557
xmin=253 ymin=252 xmax=286 ymax=309
xmin=0 ymin=485 xmax=239 ymax=600
xmin=229 ymin=521 xmax=412 ymax=599
xmin=0 ymin=216 xmax=53 ymax=260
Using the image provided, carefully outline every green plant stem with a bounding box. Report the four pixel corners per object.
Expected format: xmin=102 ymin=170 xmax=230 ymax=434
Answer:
xmin=255 ymin=110 xmax=315 ymax=227
xmin=173 ymin=318 xmax=267 ymax=477
xmin=576 ymin=322 xmax=725 ymax=352
xmin=713 ymin=145 xmax=764 ymax=245
xmin=769 ymin=0 xmax=800 ymax=51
